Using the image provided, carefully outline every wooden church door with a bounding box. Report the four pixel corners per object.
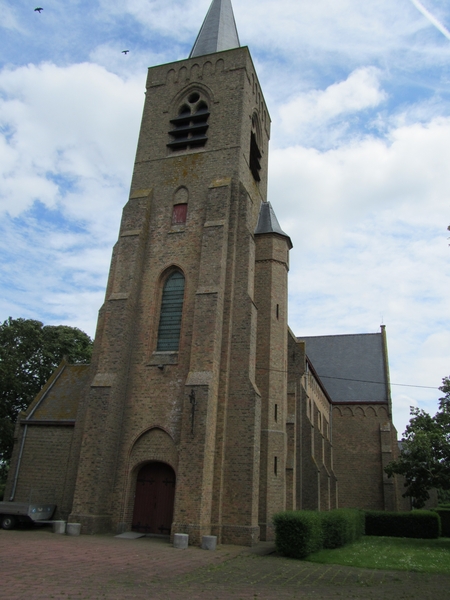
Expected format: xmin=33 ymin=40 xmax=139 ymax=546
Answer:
xmin=132 ymin=462 xmax=176 ymax=534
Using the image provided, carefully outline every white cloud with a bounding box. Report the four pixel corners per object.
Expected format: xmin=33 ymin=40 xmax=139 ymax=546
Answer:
xmin=278 ymin=67 xmax=386 ymax=145
xmin=0 ymin=212 xmax=112 ymax=338
xmin=237 ymin=0 xmax=450 ymax=68
xmin=0 ymin=61 xmax=143 ymax=218
xmin=97 ymin=0 xmax=205 ymax=43
xmin=0 ymin=60 xmax=145 ymax=337
xmin=271 ymin=115 xmax=450 ymax=243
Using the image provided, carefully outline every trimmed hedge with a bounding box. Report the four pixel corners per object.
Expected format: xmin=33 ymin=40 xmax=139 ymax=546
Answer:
xmin=365 ymin=510 xmax=441 ymax=539
xmin=321 ymin=509 xmax=365 ymax=549
xmin=274 ymin=509 xmax=442 ymax=559
xmin=273 ymin=510 xmax=322 ymax=559
xmin=434 ymin=509 xmax=450 ymax=537
xmin=273 ymin=509 xmax=364 ymax=559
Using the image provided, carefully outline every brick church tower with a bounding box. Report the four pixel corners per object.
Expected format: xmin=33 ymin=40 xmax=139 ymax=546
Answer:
xmin=67 ymin=0 xmax=292 ymax=545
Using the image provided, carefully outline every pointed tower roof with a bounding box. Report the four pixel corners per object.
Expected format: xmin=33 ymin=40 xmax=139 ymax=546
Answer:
xmin=190 ymin=0 xmax=240 ymax=58
xmin=255 ymin=202 xmax=293 ymax=248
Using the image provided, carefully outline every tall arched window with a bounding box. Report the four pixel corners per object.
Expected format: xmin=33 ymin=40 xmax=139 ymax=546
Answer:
xmin=157 ymin=271 xmax=185 ymax=351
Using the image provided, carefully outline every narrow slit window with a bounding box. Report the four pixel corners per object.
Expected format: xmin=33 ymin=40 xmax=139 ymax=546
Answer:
xmin=274 ymin=456 xmax=278 ymax=476
xmin=274 ymin=404 xmax=278 ymax=422
xmin=157 ymin=272 xmax=185 ymax=351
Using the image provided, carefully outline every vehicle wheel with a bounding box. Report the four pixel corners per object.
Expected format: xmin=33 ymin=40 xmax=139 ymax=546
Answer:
xmin=1 ymin=515 xmax=16 ymax=530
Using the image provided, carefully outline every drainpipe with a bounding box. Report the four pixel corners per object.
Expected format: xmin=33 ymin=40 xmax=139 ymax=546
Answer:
xmin=9 ymin=423 xmax=28 ymax=501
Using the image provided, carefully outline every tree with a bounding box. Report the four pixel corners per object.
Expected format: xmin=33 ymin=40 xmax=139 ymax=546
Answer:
xmin=385 ymin=376 xmax=450 ymax=508
xmin=0 ymin=317 xmax=93 ymax=483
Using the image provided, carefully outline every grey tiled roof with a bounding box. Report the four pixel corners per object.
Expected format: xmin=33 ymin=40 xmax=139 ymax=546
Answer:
xmin=298 ymin=332 xmax=388 ymax=403
xmin=190 ymin=0 xmax=240 ymax=58
xmin=255 ymin=202 xmax=292 ymax=244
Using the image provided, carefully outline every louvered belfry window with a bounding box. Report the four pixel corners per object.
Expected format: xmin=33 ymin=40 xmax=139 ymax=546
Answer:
xmin=157 ymin=272 xmax=185 ymax=351
xmin=167 ymin=92 xmax=210 ymax=151
xmin=249 ymin=113 xmax=262 ymax=182
xmin=250 ymin=131 xmax=262 ymax=181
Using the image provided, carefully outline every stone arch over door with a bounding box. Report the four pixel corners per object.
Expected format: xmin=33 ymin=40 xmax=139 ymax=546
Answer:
xmin=132 ymin=461 xmax=176 ymax=534
xmin=125 ymin=427 xmax=178 ymax=531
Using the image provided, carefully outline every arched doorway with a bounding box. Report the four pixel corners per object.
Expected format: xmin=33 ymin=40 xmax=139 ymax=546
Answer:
xmin=132 ymin=462 xmax=176 ymax=534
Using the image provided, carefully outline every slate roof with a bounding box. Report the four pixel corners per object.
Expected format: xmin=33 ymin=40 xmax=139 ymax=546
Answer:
xmin=24 ymin=363 xmax=91 ymax=422
xmin=190 ymin=0 xmax=240 ymax=58
xmin=255 ymin=202 xmax=293 ymax=248
xmin=298 ymin=332 xmax=389 ymax=403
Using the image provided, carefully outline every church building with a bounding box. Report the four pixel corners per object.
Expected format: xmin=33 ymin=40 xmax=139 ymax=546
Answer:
xmin=5 ymin=0 xmax=408 ymax=545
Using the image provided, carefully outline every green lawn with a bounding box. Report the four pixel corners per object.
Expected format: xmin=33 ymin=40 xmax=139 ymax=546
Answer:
xmin=306 ymin=536 xmax=450 ymax=573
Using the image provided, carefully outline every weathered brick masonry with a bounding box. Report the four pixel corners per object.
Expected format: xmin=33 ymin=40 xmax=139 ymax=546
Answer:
xmin=68 ymin=47 xmax=277 ymax=544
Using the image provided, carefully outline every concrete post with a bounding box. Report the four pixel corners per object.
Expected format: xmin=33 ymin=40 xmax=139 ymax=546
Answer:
xmin=173 ymin=533 xmax=189 ymax=549
xmin=201 ymin=535 xmax=217 ymax=550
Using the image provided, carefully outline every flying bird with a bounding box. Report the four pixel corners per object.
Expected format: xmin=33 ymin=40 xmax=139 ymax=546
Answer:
xmin=34 ymin=7 xmax=43 ymax=12
xmin=122 ymin=50 xmax=129 ymax=54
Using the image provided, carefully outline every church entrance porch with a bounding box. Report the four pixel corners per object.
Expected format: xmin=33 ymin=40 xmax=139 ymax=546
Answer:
xmin=132 ymin=462 xmax=176 ymax=535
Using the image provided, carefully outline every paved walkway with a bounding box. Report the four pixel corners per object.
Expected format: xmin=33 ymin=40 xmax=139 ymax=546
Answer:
xmin=1 ymin=527 xmax=449 ymax=599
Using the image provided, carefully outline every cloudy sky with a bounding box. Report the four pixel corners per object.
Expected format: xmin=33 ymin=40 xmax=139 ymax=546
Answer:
xmin=1 ymin=0 xmax=449 ymax=435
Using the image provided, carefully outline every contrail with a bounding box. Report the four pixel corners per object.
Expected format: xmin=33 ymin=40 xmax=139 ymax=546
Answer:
xmin=410 ymin=0 xmax=450 ymax=41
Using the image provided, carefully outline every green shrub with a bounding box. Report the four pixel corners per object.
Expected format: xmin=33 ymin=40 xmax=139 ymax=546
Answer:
xmin=322 ymin=509 xmax=365 ymax=549
xmin=273 ymin=510 xmax=322 ymax=559
xmin=273 ymin=509 xmax=365 ymax=558
xmin=365 ymin=510 xmax=441 ymax=539
xmin=434 ymin=509 xmax=450 ymax=537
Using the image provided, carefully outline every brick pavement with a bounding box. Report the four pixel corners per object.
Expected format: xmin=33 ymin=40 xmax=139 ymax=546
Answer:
xmin=1 ymin=527 xmax=449 ymax=599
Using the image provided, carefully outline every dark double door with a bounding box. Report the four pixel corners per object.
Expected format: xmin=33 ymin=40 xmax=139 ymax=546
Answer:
xmin=132 ymin=462 xmax=176 ymax=534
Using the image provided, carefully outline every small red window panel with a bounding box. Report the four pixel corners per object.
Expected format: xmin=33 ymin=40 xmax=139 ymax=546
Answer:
xmin=172 ymin=203 xmax=187 ymax=224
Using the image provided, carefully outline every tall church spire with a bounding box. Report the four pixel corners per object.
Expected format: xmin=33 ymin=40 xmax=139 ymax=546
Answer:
xmin=189 ymin=0 xmax=240 ymax=58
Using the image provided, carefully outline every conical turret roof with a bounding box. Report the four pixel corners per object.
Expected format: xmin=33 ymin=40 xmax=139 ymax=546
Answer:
xmin=190 ymin=0 xmax=240 ymax=58
xmin=255 ymin=202 xmax=293 ymax=249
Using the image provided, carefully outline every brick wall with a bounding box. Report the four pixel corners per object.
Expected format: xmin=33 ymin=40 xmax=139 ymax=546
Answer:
xmin=8 ymin=425 xmax=75 ymax=519
xmin=332 ymin=404 xmax=389 ymax=510
xmin=288 ymin=334 xmax=337 ymax=512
